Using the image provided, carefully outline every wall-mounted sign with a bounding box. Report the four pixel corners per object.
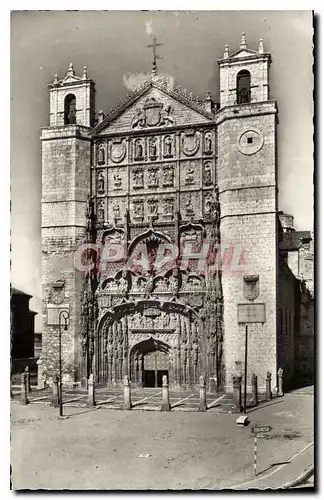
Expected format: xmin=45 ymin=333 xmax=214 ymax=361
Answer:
xmin=47 ymin=304 xmax=70 ymax=326
xmin=237 ymin=303 xmax=266 ymax=324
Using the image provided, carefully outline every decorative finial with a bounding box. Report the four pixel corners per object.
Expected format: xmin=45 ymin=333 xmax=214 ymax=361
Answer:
xmin=146 ymin=36 xmax=163 ymax=77
xmin=98 ymin=110 xmax=105 ymax=124
xmin=204 ymin=91 xmax=213 ymax=113
xmin=67 ymin=62 xmax=75 ymax=77
xmin=53 ymin=73 xmax=58 ymax=84
xmin=240 ymin=32 xmax=247 ymax=50
xmin=83 ymin=65 xmax=88 ymax=79
xmin=258 ymin=38 xmax=264 ymax=54
xmin=223 ymin=45 xmax=229 ymax=59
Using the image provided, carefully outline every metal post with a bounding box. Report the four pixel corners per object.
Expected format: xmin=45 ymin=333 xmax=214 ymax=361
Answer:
xmin=161 ymin=374 xmax=170 ymax=411
xmin=278 ymin=367 xmax=284 ymax=397
xmin=52 ymin=374 xmax=59 ymax=407
xmin=59 ymin=317 xmax=63 ymax=417
xmin=20 ymin=371 xmax=29 ymax=405
xmin=266 ymin=371 xmax=272 ymax=400
xmin=88 ymin=373 xmax=96 ymax=407
xmin=251 ymin=373 xmax=258 ymax=406
xmin=123 ymin=375 xmax=131 ymax=410
xmin=244 ymin=324 xmax=248 ymax=413
xmin=254 ymin=436 xmax=257 ymax=476
xmin=58 ymin=310 xmax=69 ymax=418
xmin=25 ymin=366 xmax=31 ymax=392
xmin=199 ymin=375 xmax=207 ymax=411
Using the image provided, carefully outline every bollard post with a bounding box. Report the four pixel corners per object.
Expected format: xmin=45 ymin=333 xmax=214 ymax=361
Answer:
xmin=233 ymin=375 xmax=242 ymax=412
xmin=123 ymin=375 xmax=131 ymax=410
xmin=52 ymin=374 xmax=59 ymax=407
xmin=199 ymin=375 xmax=207 ymax=411
xmin=266 ymin=371 xmax=272 ymax=400
xmin=278 ymin=367 xmax=284 ymax=397
xmin=251 ymin=373 xmax=258 ymax=406
xmin=88 ymin=373 xmax=96 ymax=407
xmin=20 ymin=372 xmax=29 ymax=405
xmin=161 ymin=375 xmax=170 ymax=411
xmin=24 ymin=366 xmax=31 ymax=393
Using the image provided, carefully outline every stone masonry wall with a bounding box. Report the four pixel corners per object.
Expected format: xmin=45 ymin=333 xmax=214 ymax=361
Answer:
xmin=277 ymin=258 xmax=296 ymax=387
xmin=217 ymin=103 xmax=278 ymax=392
xmin=39 ymin=126 xmax=91 ymax=387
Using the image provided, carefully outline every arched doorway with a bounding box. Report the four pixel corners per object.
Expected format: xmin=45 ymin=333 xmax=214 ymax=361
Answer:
xmin=130 ymin=337 xmax=171 ymax=388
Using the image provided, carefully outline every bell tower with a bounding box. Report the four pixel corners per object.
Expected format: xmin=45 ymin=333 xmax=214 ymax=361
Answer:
xmin=216 ymin=34 xmax=279 ymax=391
xmin=39 ymin=64 xmax=95 ymax=387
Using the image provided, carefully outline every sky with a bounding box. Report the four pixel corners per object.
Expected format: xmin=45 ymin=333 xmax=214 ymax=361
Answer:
xmin=10 ymin=10 xmax=313 ymax=331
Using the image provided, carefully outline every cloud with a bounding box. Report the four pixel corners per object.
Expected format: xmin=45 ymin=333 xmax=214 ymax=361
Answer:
xmin=145 ymin=20 xmax=153 ymax=36
xmin=122 ymin=72 xmax=175 ymax=92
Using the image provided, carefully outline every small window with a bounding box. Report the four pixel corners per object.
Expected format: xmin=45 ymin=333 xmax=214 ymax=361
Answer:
xmin=237 ymin=70 xmax=251 ymax=104
xmin=64 ymin=94 xmax=76 ymax=125
xmin=247 ymin=137 xmax=253 ymax=144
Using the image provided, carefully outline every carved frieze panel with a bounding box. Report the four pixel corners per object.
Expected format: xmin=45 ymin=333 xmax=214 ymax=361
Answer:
xmin=96 ymin=141 xmax=107 ymax=166
xmin=148 ymin=136 xmax=159 ymax=161
xmin=180 ymin=192 xmax=200 ymax=219
xmin=147 ymin=198 xmax=159 ymax=219
xmin=132 ymin=167 xmax=145 ymax=189
xmin=132 ymin=198 xmax=144 ymax=220
xmin=203 ymin=191 xmax=214 ymax=218
xmin=179 ymin=222 xmax=204 ymax=248
xmin=97 ymin=170 xmax=105 ymax=195
xmin=97 ymin=199 xmax=106 ymax=222
xmin=132 ymin=137 xmax=146 ymax=162
xmin=203 ymin=131 xmax=213 ymax=155
xmin=161 ymin=197 xmax=175 ymax=219
xmin=147 ymin=167 xmax=159 ymax=188
xmin=163 ymin=135 xmax=175 ymax=159
xmin=180 ymin=161 xmax=200 ymax=187
xmin=102 ymin=227 xmax=125 ymax=246
xmin=108 ymin=198 xmax=126 ymax=222
xmin=108 ymin=168 xmax=127 ymax=192
xmin=203 ymin=160 xmax=213 ymax=186
xmin=162 ymin=163 xmax=175 ymax=187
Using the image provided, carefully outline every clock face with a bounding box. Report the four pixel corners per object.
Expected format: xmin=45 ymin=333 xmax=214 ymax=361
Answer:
xmin=237 ymin=129 xmax=264 ymax=155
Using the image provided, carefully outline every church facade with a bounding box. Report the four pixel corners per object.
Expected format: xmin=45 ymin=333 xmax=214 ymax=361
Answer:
xmin=40 ymin=34 xmax=295 ymax=393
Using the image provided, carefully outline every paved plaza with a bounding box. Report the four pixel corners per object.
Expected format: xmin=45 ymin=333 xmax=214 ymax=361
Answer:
xmin=11 ymin=386 xmax=314 ymax=490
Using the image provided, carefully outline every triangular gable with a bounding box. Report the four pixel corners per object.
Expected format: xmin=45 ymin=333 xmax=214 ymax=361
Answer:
xmin=229 ymin=48 xmax=259 ymax=59
xmin=91 ymin=80 xmax=213 ymax=136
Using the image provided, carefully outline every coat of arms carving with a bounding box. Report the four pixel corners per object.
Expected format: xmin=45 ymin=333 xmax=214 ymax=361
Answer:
xmin=181 ymin=131 xmax=200 ymax=157
xmin=243 ymin=275 xmax=259 ymax=301
xmin=109 ymin=139 xmax=126 ymax=163
xmin=131 ymin=97 xmax=175 ymax=129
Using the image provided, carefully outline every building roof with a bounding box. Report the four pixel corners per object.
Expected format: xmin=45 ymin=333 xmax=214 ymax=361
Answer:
xmin=11 ymin=287 xmax=32 ymax=298
xmin=279 ymin=230 xmax=312 ymax=251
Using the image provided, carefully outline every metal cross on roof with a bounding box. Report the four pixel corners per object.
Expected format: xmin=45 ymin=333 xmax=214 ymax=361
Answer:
xmin=146 ymin=36 xmax=163 ymax=76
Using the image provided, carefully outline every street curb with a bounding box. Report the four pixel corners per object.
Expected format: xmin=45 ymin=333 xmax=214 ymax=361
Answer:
xmin=280 ymin=465 xmax=314 ymax=489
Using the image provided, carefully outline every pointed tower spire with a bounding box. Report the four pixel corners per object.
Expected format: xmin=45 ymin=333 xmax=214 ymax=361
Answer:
xmin=258 ymin=39 xmax=264 ymax=54
xmin=83 ymin=65 xmax=88 ymax=79
xmin=223 ymin=45 xmax=229 ymax=59
xmin=67 ymin=62 xmax=75 ymax=77
xmin=240 ymin=32 xmax=247 ymax=50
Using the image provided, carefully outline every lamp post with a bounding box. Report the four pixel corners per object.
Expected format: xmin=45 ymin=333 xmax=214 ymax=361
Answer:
xmin=58 ymin=309 xmax=69 ymax=417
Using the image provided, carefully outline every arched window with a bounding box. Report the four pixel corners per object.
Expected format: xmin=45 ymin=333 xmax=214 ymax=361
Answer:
xmin=236 ymin=70 xmax=251 ymax=104
xmin=64 ymin=94 xmax=76 ymax=124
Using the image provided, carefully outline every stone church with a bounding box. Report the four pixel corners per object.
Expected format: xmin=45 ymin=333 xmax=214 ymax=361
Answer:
xmin=39 ymin=34 xmax=313 ymax=393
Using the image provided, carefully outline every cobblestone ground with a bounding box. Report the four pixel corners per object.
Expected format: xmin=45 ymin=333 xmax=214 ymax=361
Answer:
xmin=10 ymin=386 xmax=313 ymax=490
